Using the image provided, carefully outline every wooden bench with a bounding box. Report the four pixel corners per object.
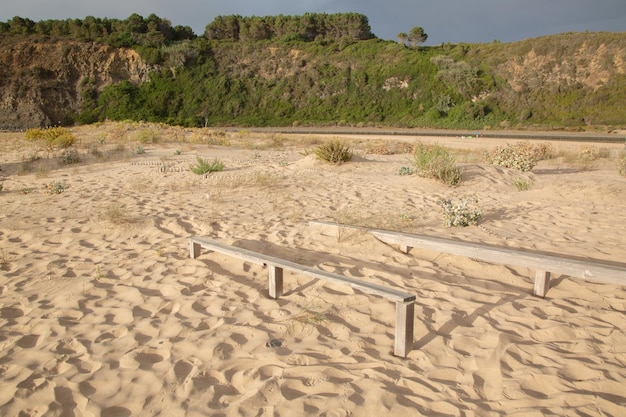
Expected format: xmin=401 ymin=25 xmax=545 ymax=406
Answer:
xmin=188 ymin=236 xmax=416 ymax=357
xmin=309 ymin=221 xmax=626 ymax=297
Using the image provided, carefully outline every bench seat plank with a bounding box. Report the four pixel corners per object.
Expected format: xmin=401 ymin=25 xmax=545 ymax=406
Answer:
xmin=189 ymin=236 xmax=415 ymax=302
xmin=309 ymin=220 xmax=626 ymax=296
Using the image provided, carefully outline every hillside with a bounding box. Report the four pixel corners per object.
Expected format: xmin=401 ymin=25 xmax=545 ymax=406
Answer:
xmin=1 ymin=14 xmax=625 ymax=130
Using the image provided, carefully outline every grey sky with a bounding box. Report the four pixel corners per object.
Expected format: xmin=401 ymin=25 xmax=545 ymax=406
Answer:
xmin=2 ymin=0 xmax=625 ymax=44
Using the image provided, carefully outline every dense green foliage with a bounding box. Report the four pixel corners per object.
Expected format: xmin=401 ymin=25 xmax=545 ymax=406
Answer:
xmin=2 ymin=13 xmax=626 ymax=129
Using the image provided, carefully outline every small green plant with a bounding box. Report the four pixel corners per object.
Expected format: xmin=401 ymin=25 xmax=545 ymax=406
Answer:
xmin=398 ymin=166 xmax=413 ymax=176
xmin=60 ymin=149 xmax=79 ymax=165
xmin=174 ymin=149 xmax=181 ymax=155
xmin=189 ymin=155 xmax=225 ymax=175
xmin=0 ymin=249 xmax=11 ymax=270
xmin=513 ymin=177 xmax=533 ymax=191
xmin=412 ymin=142 xmax=462 ymax=185
xmin=438 ymin=196 xmax=482 ymax=227
xmin=135 ymin=145 xmax=145 ymax=154
xmin=312 ymin=140 xmax=353 ymax=164
xmin=45 ymin=181 xmax=69 ymax=194
xmin=484 ymin=141 xmax=538 ymax=172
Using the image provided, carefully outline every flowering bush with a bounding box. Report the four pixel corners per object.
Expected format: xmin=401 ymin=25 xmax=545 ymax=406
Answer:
xmin=438 ymin=195 xmax=482 ymax=227
xmin=484 ymin=141 xmax=538 ymax=172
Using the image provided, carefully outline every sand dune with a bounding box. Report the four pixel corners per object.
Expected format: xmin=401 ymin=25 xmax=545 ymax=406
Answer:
xmin=1 ymin=126 xmax=625 ymax=416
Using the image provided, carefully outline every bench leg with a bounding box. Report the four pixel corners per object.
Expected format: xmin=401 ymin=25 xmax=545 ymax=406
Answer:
xmin=399 ymin=245 xmax=411 ymax=254
xmin=269 ymin=265 xmax=283 ymax=299
xmin=394 ymin=301 xmax=414 ymax=358
xmin=533 ymin=270 xmax=551 ymax=298
xmin=189 ymin=240 xmax=201 ymax=259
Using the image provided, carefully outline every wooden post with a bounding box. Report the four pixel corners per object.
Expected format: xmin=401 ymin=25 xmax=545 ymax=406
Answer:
xmin=268 ymin=265 xmax=283 ymax=299
xmin=533 ymin=270 xmax=551 ymax=298
xmin=394 ymin=301 xmax=414 ymax=357
xmin=399 ymin=245 xmax=411 ymax=254
xmin=189 ymin=240 xmax=201 ymax=259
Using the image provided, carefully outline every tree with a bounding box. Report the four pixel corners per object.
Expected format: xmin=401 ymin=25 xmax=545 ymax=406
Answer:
xmin=397 ymin=32 xmax=408 ymax=45
xmin=408 ymin=26 xmax=427 ymax=47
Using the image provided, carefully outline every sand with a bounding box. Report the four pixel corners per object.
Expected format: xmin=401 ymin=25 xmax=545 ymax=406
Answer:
xmin=1 ymin=124 xmax=625 ymax=416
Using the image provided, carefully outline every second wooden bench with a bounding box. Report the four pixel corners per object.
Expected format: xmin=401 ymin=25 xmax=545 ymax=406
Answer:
xmin=188 ymin=236 xmax=416 ymax=357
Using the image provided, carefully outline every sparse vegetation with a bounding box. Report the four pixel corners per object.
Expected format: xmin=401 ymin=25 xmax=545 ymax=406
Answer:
xmin=45 ymin=180 xmax=69 ymax=194
xmin=438 ymin=195 xmax=482 ymax=227
xmin=412 ymin=142 xmax=462 ymax=185
xmin=102 ymin=203 xmax=133 ymax=225
xmin=312 ymin=140 xmax=353 ymax=164
xmin=514 ymin=177 xmax=533 ymax=191
xmin=60 ymin=149 xmax=79 ymax=164
xmin=189 ymin=155 xmax=225 ymax=175
xmin=619 ymin=152 xmax=626 ymax=177
xmin=136 ymin=128 xmax=160 ymax=144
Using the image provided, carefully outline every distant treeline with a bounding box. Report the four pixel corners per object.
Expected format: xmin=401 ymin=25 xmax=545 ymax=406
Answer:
xmin=0 ymin=14 xmax=195 ymax=47
xmin=0 ymin=12 xmax=374 ymax=46
xmin=204 ymin=13 xmax=375 ymax=42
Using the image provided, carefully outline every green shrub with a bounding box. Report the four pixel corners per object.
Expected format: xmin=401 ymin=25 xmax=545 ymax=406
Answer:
xmin=45 ymin=181 xmax=69 ymax=194
xmin=61 ymin=149 xmax=80 ymax=165
xmin=25 ymin=127 xmax=76 ymax=149
xmin=398 ymin=166 xmax=413 ymax=176
xmin=313 ymin=140 xmax=353 ymax=164
xmin=135 ymin=145 xmax=145 ymax=154
xmin=484 ymin=141 xmax=538 ymax=172
xmin=190 ymin=156 xmax=225 ymax=175
xmin=137 ymin=128 xmax=160 ymax=144
xmin=438 ymin=196 xmax=482 ymax=227
xmin=513 ymin=177 xmax=533 ymax=191
xmin=412 ymin=142 xmax=462 ymax=185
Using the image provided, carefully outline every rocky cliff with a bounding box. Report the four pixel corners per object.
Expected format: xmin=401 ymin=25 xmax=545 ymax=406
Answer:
xmin=0 ymin=38 xmax=154 ymax=129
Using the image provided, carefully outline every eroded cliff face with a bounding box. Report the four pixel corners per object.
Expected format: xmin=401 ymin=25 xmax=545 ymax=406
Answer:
xmin=500 ymin=40 xmax=626 ymax=93
xmin=0 ymin=39 xmax=155 ymax=129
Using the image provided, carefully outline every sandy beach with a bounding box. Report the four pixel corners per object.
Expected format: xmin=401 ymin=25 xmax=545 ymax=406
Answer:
xmin=1 ymin=123 xmax=625 ymax=416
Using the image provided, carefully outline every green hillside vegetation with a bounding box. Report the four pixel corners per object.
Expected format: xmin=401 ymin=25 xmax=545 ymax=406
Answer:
xmin=2 ymin=13 xmax=625 ymax=129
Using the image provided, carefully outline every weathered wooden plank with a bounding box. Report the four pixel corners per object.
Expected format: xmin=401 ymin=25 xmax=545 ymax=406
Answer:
xmin=188 ymin=236 xmax=416 ymax=303
xmin=269 ymin=265 xmax=283 ymax=299
xmin=534 ymin=270 xmax=551 ymax=298
xmin=395 ymin=301 xmax=414 ymax=357
xmin=309 ymin=221 xmax=626 ymax=289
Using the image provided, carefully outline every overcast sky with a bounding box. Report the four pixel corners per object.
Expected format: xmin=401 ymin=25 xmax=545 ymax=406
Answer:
xmin=2 ymin=0 xmax=625 ymax=45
